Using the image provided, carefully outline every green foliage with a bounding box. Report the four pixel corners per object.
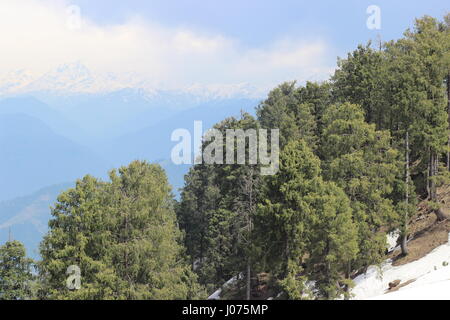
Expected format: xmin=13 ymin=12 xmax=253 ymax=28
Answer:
xmin=257 ymin=81 xmax=331 ymax=149
xmin=175 ymin=14 xmax=450 ymax=300
xmin=320 ymin=102 xmax=402 ymax=269
xmin=177 ymin=114 xmax=263 ymax=293
xmin=278 ymin=261 xmax=309 ymax=300
xmin=257 ymin=140 xmax=358 ymax=299
xmin=0 ymin=240 xmax=34 ymax=300
xmin=38 ymin=161 xmax=204 ymax=300
xmin=332 ymin=43 xmax=387 ymax=128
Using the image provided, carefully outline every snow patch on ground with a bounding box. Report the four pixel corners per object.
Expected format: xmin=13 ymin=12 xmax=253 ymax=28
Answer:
xmin=386 ymin=230 xmax=400 ymax=253
xmin=208 ymin=274 xmax=242 ymax=300
xmin=352 ymin=232 xmax=450 ymax=300
xmin=371 ymin=266 xmax=450 ymax=300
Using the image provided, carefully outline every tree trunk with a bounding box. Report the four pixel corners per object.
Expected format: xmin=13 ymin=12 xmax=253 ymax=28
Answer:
xmin=246 ymin=259 xmax=251 ymax=300
xmin=447 ymin=73 xmax=450 ymax=170
xmin=400 ymin=233 xmax=409 ymax=256
xmin=447 ymin=138 xmax=450 ymax=171
xmin=402 ymin=131 xmax=410 ymax=257
xmin=429 ymin=151 xmax=439 ymax=201
xmin=344 ymin=261 xmax=351 ymax=300
xmin=427 ymin=153 xmax=431 ymax=200
xmin=435 ymin=152 xmax=438 ymax=200
xmin=430 ymin=151 xmax=436 ymax=201
xmin=428 ymin=151 xmax=438 ymax=201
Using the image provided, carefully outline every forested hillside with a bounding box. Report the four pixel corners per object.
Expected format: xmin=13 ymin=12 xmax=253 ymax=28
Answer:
xmin=1 ymin=14 xmax=449 ymax=300
xmin=177 ymin=14 xmax=450 ymax=299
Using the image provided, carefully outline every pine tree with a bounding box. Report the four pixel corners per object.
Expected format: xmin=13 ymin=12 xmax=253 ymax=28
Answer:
xmin=38 ymin=175 xmax=118 ymax=299
xmin=384 ymin=17 xmax=448 ymax=219
xmin=0 ymin=240 xmax=34 ymax=300
xmin=443 ymin=14 xmax=450 ymax=171
xmin=320 ymin=102 xmax=402 ymax=269
xmin=296 ymin=81 xmax=333 ymax=138
xmin=332 ymin=43 xmax=387 ymax=129
xmin=177 ymin=113 xmax=263 ymax=296
xmin=39 ymin=161 xmax=203 ymax=299
xmin=256 ymin=82 xmax=321 ymax=150
xmin=177 ymin=164 xmax=220 ymax=271
xmin=257 ymin=140 xmax=358 ymax=299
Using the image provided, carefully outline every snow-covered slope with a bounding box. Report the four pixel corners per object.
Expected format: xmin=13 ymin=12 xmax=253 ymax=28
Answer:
xmin=371 ymin=267 xmax=450 ymax=300
xmin=352 ymin=232 xmax=450 ymax=300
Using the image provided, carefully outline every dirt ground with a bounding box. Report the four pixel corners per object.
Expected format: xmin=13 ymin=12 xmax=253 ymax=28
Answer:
xmin=390 ymin=186 xmax=450 ymax=266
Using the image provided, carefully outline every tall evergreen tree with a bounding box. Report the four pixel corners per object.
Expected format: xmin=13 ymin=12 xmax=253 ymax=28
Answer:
xmin=177 ymin=113 xmax=263 ymax=296
xmin=320 ymin=102 xmax=402 ymax=269
xmin=384 ymin=17 xmax=448 ymax=217
xmin=0 ymin=240 xmax=34 ymax=300
xmin=332 ymin=43 xmax=387 ymax=129
xmin=256 ymin=81 xmax=328 ymax=150
xmin=177 ymin=164 xmax=220 ymax=271
xmin=39 ymin=161 xmax=203 ymax=300
xmin=257 ymin=140 xmax=358 ymax=299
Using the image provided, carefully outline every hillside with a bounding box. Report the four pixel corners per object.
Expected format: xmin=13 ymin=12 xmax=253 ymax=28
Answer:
xmin=351 ymin=187 xmax=450 ymax=300
xmin=354 ymin=241 xmax=450 ymax=300
xmin=370 ymin=267 xmax=450 ymax=300
xmin=205 ymin=188 xmax=450 ymax=301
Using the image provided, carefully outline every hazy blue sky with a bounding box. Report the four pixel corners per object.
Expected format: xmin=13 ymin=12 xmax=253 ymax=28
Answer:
xmin=71 ymin=0 xmax=449 ymax=52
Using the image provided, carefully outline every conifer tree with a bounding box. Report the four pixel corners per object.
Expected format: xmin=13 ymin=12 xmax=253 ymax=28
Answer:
xmin=177 ymin=113 xmax=263 ymax=296
xmin=320 ymin=103 xmax=402 ymax=269
xmin=384 ymin=17 xmax=448 ymax=218
xmin=177 ymin=164 xmax=220 ymax=272
xmin=332 ymin=43 xmax=387 ymax=129
xmin=39 ymin=161 xmax=203 ymax=299
xmin=0 ymin=240 xmax=34 ymax=300
xmin=257 ymin=140 xmax=358 ymax=299
xmin=256 ymin=82 xmax=322 ymax=150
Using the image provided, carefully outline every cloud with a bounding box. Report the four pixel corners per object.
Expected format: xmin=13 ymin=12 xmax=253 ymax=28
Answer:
xmin=0 ymin=0 xmax=335 ymax=94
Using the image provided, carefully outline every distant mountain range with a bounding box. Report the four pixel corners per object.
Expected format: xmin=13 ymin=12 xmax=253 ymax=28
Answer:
xmin=0 ymin=62 xmax=262 ymax=99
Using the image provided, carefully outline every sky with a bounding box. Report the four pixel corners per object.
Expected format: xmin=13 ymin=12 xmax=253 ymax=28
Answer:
xmin=0 ymin=0 xmax=448 ymax=94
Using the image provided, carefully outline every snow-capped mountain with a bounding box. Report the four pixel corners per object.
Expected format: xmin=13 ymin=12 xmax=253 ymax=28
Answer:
xmin=0 ymin=62 xmax=263 ymax=99
xmin=0 ymin=62 xmax=154 ymax=95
